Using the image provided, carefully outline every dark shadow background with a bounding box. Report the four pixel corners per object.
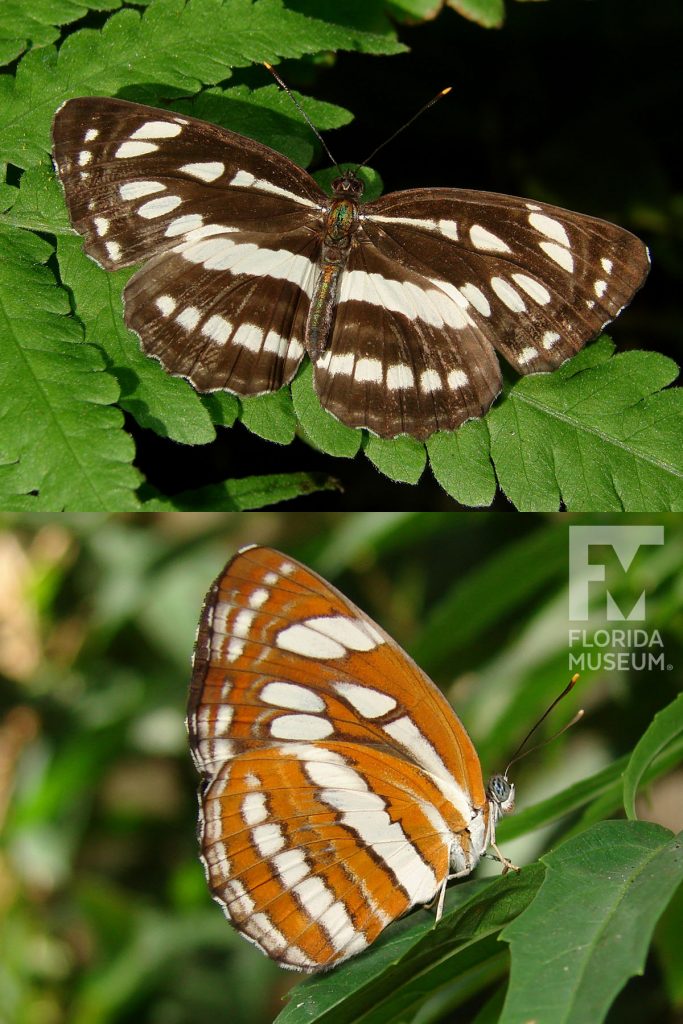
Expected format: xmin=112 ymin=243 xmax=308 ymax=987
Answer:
xmin=132 ymin=1 xmax=681 ymax=509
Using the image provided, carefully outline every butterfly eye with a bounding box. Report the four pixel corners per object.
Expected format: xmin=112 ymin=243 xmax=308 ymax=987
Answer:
xmin=487 ymin=774 xmax=514 ymax=811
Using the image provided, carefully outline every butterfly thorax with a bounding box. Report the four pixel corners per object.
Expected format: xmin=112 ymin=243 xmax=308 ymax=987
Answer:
xmin=305 ymin=173 xmax=363 ymax=360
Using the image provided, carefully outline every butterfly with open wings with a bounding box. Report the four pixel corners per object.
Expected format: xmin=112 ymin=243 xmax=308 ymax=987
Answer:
xmin=52 ymin=94 xmax=649 ymax=439
xmin=187 ymin=545 xmax=520 ymax=972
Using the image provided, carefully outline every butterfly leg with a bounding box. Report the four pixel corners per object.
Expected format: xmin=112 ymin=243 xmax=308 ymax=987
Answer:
xmin=487 ymin=843 xmax=520 ymax=875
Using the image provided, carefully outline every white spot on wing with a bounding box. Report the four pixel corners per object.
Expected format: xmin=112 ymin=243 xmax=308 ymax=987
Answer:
xmin=319 ymin=902 xmax=361 ymax=953
xmin=318 ymin=352 xmax=355 ymax=376
xmin=540 ymin=241 xmax=574 ymax=273
xmin=447 ymin=369 xmax=468 ymax=390
xmin=202 ymin=315 xmax=232 ymax=344
xmin=528 ymin=212 xmax=570 ymax=247
xmin=119 ymin=180 xmax=165 ymax=201
xmin=276 ymin=623 xmax=345 ymax=659
xmin=542 ymin=331 xmax=561 ymax=349
xmin=261 ymin=682 xmax=325 ymax=713
xmin=233 ymin=608 xmax=255 ymax=640
xmin=270 ymin=714 xmax=334 ymax=740
xmin=601 ymin=257 xmax=613 ymax=274
xmin=273 ymin=848 xmax=309 ymax=888
xmin=156 ymin=294 xmax=176 ymax=316
xmin=114 ymin=141 xmax=159 ymax=159
xmin=93 ymin=217 xmax=109 ymax=236
xmin=420 ymin=369 xmax=442 ymax=393
xmin=354 ymin=357 xmax=383 ymax=384
xmin=491 ymin=276 xmax=526 ymax=312
xmin=138 ymin=195 xmax=182 ymax=219
xmin=177 ymin=306 xmax=201 ymax=331
xmin=386 ymin=363 xmax=415 ymax=390
xmin=438 ymin=219 xmax=459 ymax=239
xmin=180 ymin=161 xmax=225 ymax=182
xmin=252 ymin=822 xmax=285 ymax=858
xmin=84 ymin=128 xmax=99 ymax=142
xmin=229 ymin=169 xmax=318 ymax=208
xmin=105 ymin=240 xmax=121 ymax=261
xmin=232 ymin=323 xmax=263 ymax=352
xmin=242 ymin=791 xmax=268 ymax=826
xmin=78 ymin=150 xmax=92 ymax=166
xmin=518 ymin=346 xmax=538 ymax=365
xmin=248 ymin=588 xmax=269 ymax=609
xmin=165 ymin=214 xmax=204 ymax=237
xmin=293 ymin=875 xmax=334 ymax=917
xmin=594 ymin=279 xmax=607 ymax=297
xmin=460 ymin=282 xmax=491 ymax=317
xmin=305 ymin=615 xmax=384 ymax=651
xmin=469 ymin=224 xmax=512 ymax=253
xmin=339 ymin=272 xmax=469 ymax=330
xmin=131 ymin=120 xmax=182 ymax=139
xmin=511 ymin=273 xmax=551 ymax=305
xmin=333 ymin=681 xmax=397 ymax=718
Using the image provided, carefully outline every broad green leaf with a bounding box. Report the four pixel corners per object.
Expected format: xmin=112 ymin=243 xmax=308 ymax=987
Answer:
xmin=0 ymin=163 xmax=70 ymax=232
xmin=447 ymin=0 xmax=504 ymax=28
xmin=0 ymin=225 xmax=140 ymax=510
xmin=622 ymin=692 xmax=683 ymax=820
xmin=56 ymin=235 xmax=216 ymax=445
xmin=488 ymin=339 xmax=683 ymax=511
xmin=0 ymin=0 xmax=122 ymax=67
xmin=363 ymin=434 xmax=426 ymax=483
xmin=654 ymin=880 xmax=683 ymax=1006
xmin=386 ymin=0 xmax=443 ymax=23
xmin=240 ymin=388 xmax=297 ymax=444
xmin=291 ymin=362 xmax=362 ymax=457
xmin=200 ymin=391 xmax=240 ymax=428
xmin=0 ymin=0 xmax=404 ymax=169
xmin=183 ymin=85 xmax=353 ymax=170
xmin=427 ymin=420 xmax=496 ymax=506
xmin=276 ymin=867 xmax=542 ymax=1024
xmin=140 ymin=471 xmax=340 ymax=509
xmin=499 ymin=821 xmax=683 ymax=1024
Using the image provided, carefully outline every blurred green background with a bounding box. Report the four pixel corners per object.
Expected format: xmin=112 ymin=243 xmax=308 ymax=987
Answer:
xmin=1 ymin=513 xmax=681 ymax=1023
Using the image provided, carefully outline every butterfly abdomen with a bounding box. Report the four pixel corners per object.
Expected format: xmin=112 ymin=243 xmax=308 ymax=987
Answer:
xmin=306 ymin=196 xmax=360 ymax=360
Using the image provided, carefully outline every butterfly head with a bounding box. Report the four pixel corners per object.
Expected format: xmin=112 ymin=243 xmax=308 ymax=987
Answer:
xmin=486 ymin=773 xmax=515 ymax=822
xmin=331 ymin=170 xmax=365 ymax=198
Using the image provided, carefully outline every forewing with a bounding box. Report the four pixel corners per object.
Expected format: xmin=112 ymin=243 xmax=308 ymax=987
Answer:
xmin=52 ymin=97 xmax=327 ymax=392
xmin=362 ymin=187 xmax=650 ymax=374
xmin=188 ymin=545 xmax=487 ymax=970
xmin=52 ymin=96 xmax=325 ymax=270
xmin=312 ymin=239 xmax=503 ymax=438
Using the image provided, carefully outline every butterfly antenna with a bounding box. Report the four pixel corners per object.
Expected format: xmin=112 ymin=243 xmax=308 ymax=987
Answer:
xmin=357 ymin=86 xmax=452 ymax=171
xmin=264 ymin=62 xmax=343 ymax=176
xmin=505 ymin=674 xmax=584 ymax=777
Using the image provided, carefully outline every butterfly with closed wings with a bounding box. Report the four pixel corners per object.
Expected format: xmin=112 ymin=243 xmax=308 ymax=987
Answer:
xmin=187 ymin=544 xmax=520 ymax=972
xmin=52 ymin=89 xmax=649 ymax=439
